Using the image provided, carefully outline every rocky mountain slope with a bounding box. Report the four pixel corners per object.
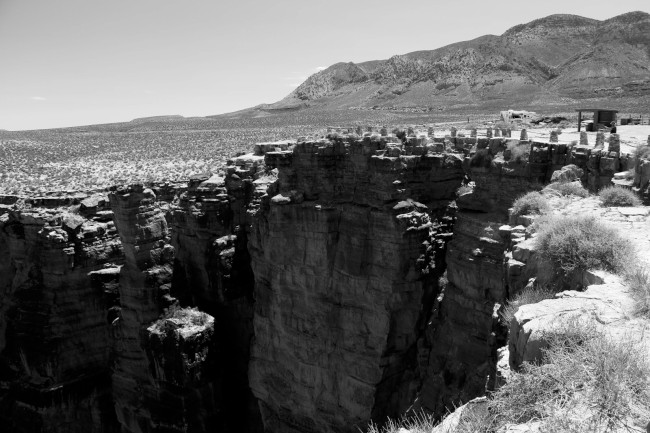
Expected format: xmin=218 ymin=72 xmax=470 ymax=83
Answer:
xmin=269 ymin=12 xmax=650 ymax=112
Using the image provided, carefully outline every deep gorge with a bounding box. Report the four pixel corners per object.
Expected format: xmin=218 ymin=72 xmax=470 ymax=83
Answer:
xmin=0 ymin=133 xmax=638 ymax=432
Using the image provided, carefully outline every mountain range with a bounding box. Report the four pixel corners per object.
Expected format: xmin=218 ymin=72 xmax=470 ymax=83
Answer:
xmin=255 ymin=11 xmax=650 ymax=115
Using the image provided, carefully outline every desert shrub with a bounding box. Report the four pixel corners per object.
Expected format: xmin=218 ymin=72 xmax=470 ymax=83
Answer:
xmin=599 ymin=185 xmax=641 ymax=207
xmin=469 ymin=149 xmax=494 ymax=168
xmin=488 ymin=324 xmax=650 ymax=432
xmin=535 ymin=215 xmax=632 ymax=277
xmin=506 ymin=141 xmax=530 ymax=162
xmin=371 ymin=321 xmax=650 ymax=432
xmin=501 ymin=284 xmax=555 ymax=324
xmin=544 ymin=181 xmax=589 ymax=197
xmin=510 ymin=191 xmax=550 ymax=218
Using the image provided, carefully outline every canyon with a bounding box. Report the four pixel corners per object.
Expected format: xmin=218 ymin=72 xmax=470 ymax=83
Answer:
xmin=0 ymin=130 xmax=646 ymax=432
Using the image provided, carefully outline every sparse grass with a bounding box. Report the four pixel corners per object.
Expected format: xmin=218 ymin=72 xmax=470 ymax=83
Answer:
xmin=365 ymin=411 xmax=435 ymax=433
xmin=624 ymin=267 xmax=650 ymax=318
xmin=486 ymin=324 xmax=650 ymax=432
xmin=598 ymin=185 xmax=641 ymax=207
xmin=544 ymin=181 xmax=589 ymax=197
xmin=510 ymin=191 xmax=550 ymax=219
xmin=535 ymin=214 xmax=632 ymax=280
xmin=501 ymin=285 xmax=555 ymax=325
xmin=380 ymin=323 xmax=650 ymax=433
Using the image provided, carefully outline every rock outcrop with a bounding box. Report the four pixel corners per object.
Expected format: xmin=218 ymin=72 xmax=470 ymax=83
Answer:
xmin=248 ymin=137 xmax=464 ymax=432
xmin=0 ymin=196 xmax=122 ymax=432
xmin=108 ymin=184 xmax=220 ymax=433
xmin=168 ymin=155 xmax=268 ymax=432
xmin=1 ymin=131 xmax=644 ymax=433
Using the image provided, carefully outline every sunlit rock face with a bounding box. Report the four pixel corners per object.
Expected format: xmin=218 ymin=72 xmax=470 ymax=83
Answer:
xmin=0 ymin=196 xmax=122 ymax=433
xmin=247 ymin=138 xmax=464 ymax=432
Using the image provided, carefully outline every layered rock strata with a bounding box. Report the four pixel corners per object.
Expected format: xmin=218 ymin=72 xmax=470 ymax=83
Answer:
xmin=0 ymin=131 xmax=642 ymax=433
xmin=0 ymin=196 xmax=122 ymax=432
xmin=409 ymin=140 xmax=635 ymax=416
xmin=108 ymin=184 xmax=219 ymax=433
xmin=248 ymin=137 xmax=465 ymax=432
xmin=168 ymin=154 xmax=268 ymax=433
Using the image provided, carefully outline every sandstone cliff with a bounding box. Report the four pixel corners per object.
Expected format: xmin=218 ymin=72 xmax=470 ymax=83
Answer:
xmin=0 ymin=195 xmax=122 ymax=432
xmin=0 ymin=127 xmax=643 ymax=433
xmin=248 ymin=137 xmax=464 ymax=432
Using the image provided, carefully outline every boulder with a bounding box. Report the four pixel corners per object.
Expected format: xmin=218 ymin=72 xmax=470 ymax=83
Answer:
xmin=550 ymin=164 xmax=584 ymax=183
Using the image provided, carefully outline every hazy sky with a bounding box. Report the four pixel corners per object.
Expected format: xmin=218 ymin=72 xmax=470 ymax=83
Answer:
xmin=1 ymin=0 xmax=648 ymax=130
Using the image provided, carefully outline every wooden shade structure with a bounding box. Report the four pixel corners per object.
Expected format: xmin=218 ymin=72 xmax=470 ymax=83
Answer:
xmin=576 ymin=108 xmax=618 ymax=132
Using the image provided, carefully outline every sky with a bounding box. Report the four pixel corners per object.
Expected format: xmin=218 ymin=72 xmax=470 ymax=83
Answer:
xmin=0 ymin=0 xmax=648 ymax=130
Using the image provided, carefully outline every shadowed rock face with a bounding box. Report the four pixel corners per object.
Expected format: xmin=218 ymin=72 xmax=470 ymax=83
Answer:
xmin=168 ymin=155 xmax=267 ymax=433
xmin=0 ymin=135 xmax=639 ymax=433
xmin=247 ymin=138 xmax=465 ymax=432
xmin=108 ymin=184 xmax=223 ymax=433
xmin=0 ymin=197 xmax=122 ymax=433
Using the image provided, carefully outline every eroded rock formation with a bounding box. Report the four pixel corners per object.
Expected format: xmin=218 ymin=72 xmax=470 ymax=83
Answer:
xmin=247 ymin=138 xmax=464 ymax=432
xmin=0 ymin=196 xmax=122 ymax=432
xmin=0 ymin=132 xmax=642 ymax=433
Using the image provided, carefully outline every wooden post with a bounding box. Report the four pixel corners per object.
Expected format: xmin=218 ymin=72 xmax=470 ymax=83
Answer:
xmin=578 ymin=111 xmax=582 ymax=132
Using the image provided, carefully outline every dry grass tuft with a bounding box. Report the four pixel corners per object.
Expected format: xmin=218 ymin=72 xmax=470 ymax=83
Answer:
xmin=535 ymin=214 xmax=632 ymax=279
xmin=488 ymin=324 xmax=650 ymax=432
xmin=544 ymin=181 xmax=589 ymax=197
xmin=511 ymin=191 xmax=550 ymax=219
xmin=501 ymin=285 xmax=555 ymax=325
xmin=624 ymin=267 xmax=650 ymax=318
xmin=599 ymin=185 xmax=641 ymax=207
xmin=365 ymin=411 xmax=435 ymax=433
xmin=506 ymin=141 xmax=530 ymax=163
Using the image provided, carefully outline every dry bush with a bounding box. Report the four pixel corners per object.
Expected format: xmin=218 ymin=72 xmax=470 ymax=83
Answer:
xmin=428 ymin=322 xmax=650 ymax=433
xmin=599 ymin=185 xmax=641 ymax=207
xmin=544 ymin=181 xmax=589 ymax=197
xmin=535 ymin=215 xmax=632 ymax=278
xmin=506 ymin=141 xmax=530 ymax=162
xmin=510 ymin=191 xmax=550 ymax=219
xmin=488 ymin=323 xmax=650 ymax=432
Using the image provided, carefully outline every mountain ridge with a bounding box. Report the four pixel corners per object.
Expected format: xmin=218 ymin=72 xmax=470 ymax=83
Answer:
xmin=267 ymin=11 xmax=650 ymax=113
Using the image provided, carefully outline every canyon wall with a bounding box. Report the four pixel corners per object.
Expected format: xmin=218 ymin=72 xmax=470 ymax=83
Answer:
xmin=248 ymin=138 xmax=464 ymax=432
xmin=0 ymin=196 xmax=122 ymax=432
xmin=0 ymin=133 xmax=637 ymax=433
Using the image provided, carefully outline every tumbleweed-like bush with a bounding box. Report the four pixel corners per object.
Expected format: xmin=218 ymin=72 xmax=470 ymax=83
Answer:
xmin=510 ymin=191 xmax=550 ymax=219
xmin=535 ymin=215 xmax=632 ymax=277
xmin=598 ymin=185 xmax=641 ymax=207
